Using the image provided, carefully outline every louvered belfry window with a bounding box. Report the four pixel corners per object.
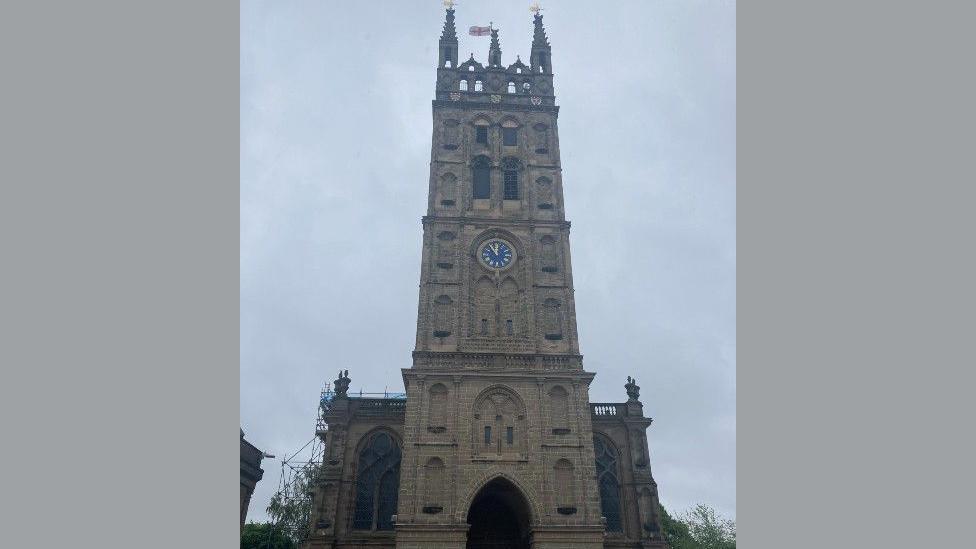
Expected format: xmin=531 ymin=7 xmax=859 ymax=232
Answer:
xmin=504 ymin=169 xmax=519 ymax=200
xmin=352 ymin=432 xmax=401 ymax=531
xmin=472 ymin=156 xmax=491 ymax=199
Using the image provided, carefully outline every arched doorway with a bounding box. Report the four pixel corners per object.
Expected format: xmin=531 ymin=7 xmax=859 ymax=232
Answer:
xmin=466 ymin=477 xmax=532 ymax=549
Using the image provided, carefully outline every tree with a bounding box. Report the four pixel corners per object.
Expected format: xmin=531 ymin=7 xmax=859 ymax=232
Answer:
xmin=240 ymin=522 xmax=296 ymax=549
xmin=683 ymin=503 xmax=736 ymax=549
xmin=265 ymin=463 xmax=316 ymax=546
xmin=659 ymin=503 xmax=736 ymax=549
xmin=660 ymin=503 xmax=696 ymax=549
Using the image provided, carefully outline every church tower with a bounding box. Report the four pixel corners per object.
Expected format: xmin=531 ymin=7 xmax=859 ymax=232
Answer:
xmin=305 ymin=7 xmax=668 ymax=549
xmin=394 ymin=5 xmax=667 ymax=549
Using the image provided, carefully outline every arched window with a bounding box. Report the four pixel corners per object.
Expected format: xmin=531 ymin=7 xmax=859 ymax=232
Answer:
xmin=474 ymin=275 xmax=494 ymax=336
xmin=474 ymin=80 xmax=483 ymax=91
xmin=353 ymin=432 xmax=401 ymax=531
xmin=439 ymin=173 xmax=457 ymax=207
xmin=459 ymin=79 xmax=468 ymax=91
xmin=522 ymin=82 xmax=531 ymax=93
xmin=543 ymin=298 xmax=563 ymax=340
xmin=554 ymin=459 xmax=575 ymax=508
xmin=594 ymin=436 xmax=623 ymax=532
xmin=503 ymin=169 xmax=519 ymax=199
xmin=501 ymin=119 xmax=518 ymax=147
xmin=536 ymin=176 xmax=554 ymax=210
xmin=549 ymin=385 xmax=569 ymax=429
xmin=540 ymin=235 xmax=558 ymax=272
xmin=475 ymin=123 xmax=489 ymax=145
xmin=533 ymin=123 xmax=549 ymax=154
xmin=442 ymin=119 xmax=459 ymax=150
xmin=507 ymin=81 xmax=516 ymax=94
xmin=433 ymin=295 xmax=452 ymax=337
xmin=472 ymin=156 xmax=491 ymax=199
xmin=424 ymin=457 xmax=446 ymax=506
xmin=436 ymin=230 xmax=455 ymax=269
xmin=499 ymin=277 xmax=519 ymax=336
xmin=428 ymin=384 xmax=449 ymax=429
xmin=502 ymin=157 xmax=520 ymax=200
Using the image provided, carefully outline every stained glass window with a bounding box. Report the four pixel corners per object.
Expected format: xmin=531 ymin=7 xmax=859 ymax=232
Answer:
xmin=594 ymin=436 xmax=623 ymax=532
xmin=352 ymin=432 xmax=401 ymax=530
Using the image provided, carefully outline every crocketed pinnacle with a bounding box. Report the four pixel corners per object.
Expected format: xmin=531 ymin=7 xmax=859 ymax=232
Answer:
xmin=532 ymin=12 xmax=550 ymax=48
xmin=440 ymin=8 xmax=457 ymax=43
xmin=489 ymin=28 xmax=502 ymax=66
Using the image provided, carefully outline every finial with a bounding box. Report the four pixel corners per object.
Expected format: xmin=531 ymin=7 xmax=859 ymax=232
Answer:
xmin=440 ymin=2 xmax=458 ymax=42
xmin=489 ymin=27 xmax=502 ymax=67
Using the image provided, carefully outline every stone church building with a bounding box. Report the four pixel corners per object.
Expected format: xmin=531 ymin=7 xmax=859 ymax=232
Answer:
xmin=304 ymin=7 xmax=668 ymax=549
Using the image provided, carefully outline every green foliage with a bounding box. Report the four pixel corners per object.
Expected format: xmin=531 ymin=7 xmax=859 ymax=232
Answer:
xmin=264 ymin=462 xmax=324 ymax=546
xmin=240 ymin=522 xmax=297 ymax=549
xmin=659 ymin=503 xmax=736 ymax=549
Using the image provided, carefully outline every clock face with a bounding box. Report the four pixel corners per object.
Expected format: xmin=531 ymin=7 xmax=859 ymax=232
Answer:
xmin=480 ymin=239 xmax=514 ymax=269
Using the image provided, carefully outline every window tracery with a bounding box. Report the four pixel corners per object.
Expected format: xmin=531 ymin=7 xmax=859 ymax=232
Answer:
xmin=352 ymin=432 xmax=401 ymax=531
xmin=594 ymin=436 xmax=623 ymax=532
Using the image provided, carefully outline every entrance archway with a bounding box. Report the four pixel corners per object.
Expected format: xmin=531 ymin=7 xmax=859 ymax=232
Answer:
xmin=466 ymin=477 xmax=532 ymax=549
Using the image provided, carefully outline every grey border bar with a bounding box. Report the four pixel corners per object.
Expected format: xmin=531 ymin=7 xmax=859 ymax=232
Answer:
xmin=740 ymin=1 xmax=976 ymax=547
xmin=2 ymin=2 xmax=239 ymax=547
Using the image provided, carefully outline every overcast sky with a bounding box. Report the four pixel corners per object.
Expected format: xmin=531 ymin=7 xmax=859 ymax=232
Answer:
xmin=241 ymin=0 xmax=735 ymax=524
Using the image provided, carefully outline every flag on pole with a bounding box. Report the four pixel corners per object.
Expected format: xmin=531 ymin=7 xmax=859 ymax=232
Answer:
xmin=469 ymin=26 xmax=491 ymax=36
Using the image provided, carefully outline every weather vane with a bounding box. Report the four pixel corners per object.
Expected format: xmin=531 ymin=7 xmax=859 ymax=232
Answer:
xmin=530 ymin=2 xmax=543 ymax=14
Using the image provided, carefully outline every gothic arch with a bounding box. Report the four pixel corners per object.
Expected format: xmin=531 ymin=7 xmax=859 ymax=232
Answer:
xmin=592 ymin=433 xmax=624 ymax=533
xmin=471 ymin=385 xmax=528 ymax=456
xmin=455 ymin=470 xmax=543 ymax=526
xmin=351 ymin=429 xmax=402 ymax=531
xmin=471 ymin=385 xmax=527 ymax=415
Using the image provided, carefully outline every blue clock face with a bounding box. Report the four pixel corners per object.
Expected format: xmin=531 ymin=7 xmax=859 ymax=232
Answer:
xmin=480 ymin=239 xmax=514 ymax=269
